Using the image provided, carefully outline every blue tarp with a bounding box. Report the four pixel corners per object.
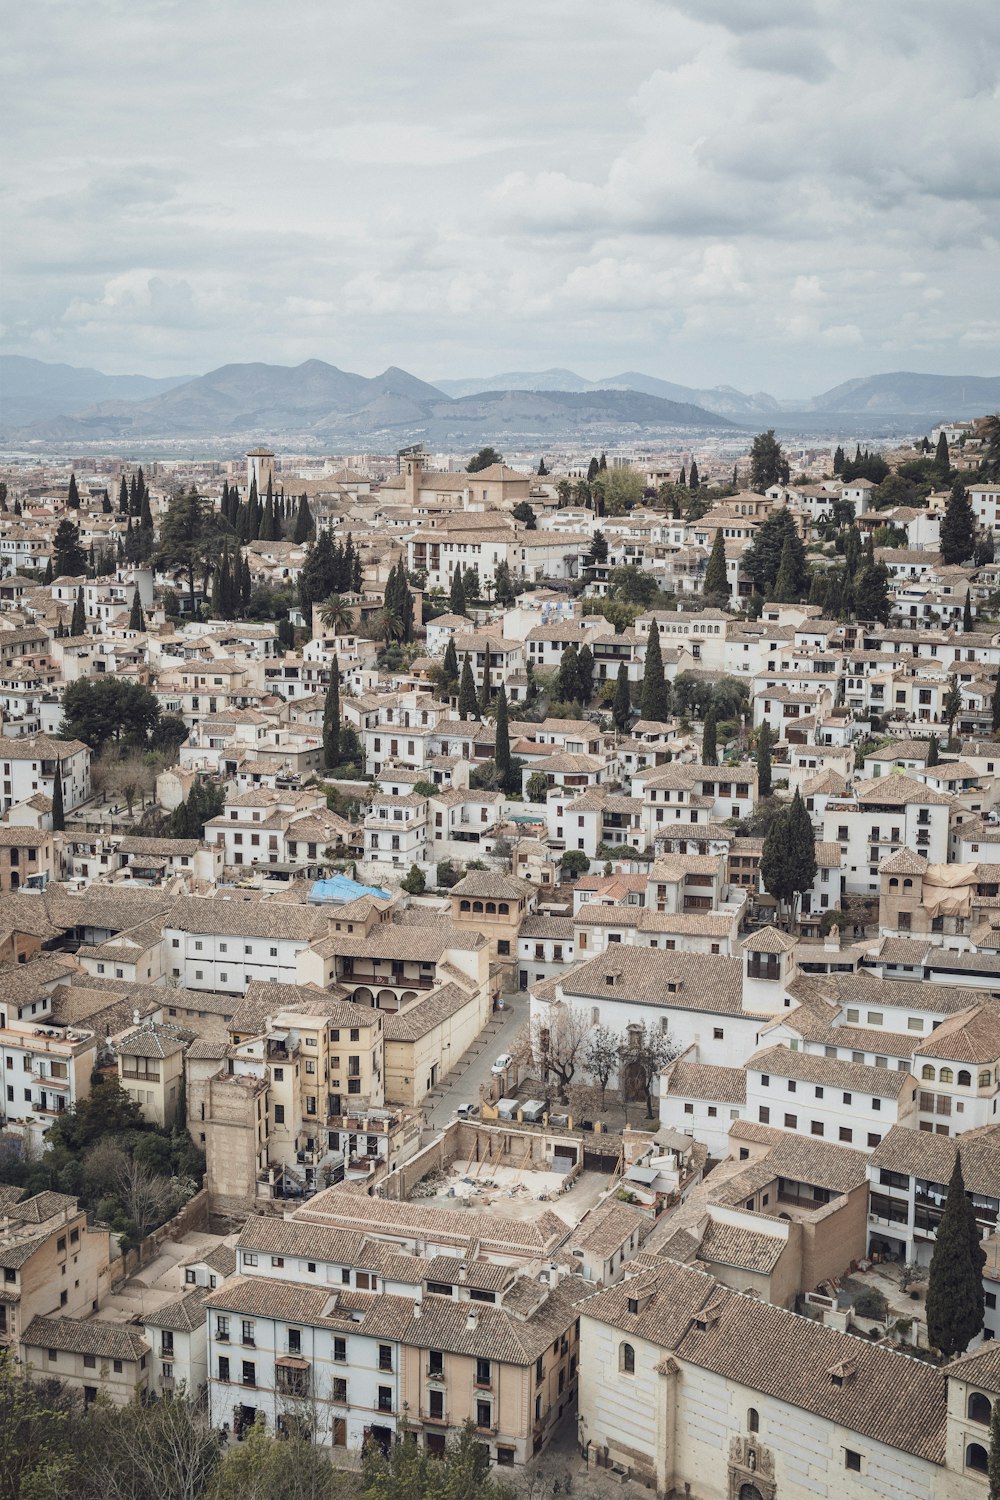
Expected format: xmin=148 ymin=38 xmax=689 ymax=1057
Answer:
xmin=308 ymin=875 xmax=391 ymax=905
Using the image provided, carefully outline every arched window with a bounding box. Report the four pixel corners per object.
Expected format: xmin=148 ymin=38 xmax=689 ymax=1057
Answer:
xmin=903 ymin=878 xmax=913 ymax=890
xmin=968 ymin=1392 xmax=992 ymax=1425
xmin=473 ymin=901 xmax=483 ymax=914
xmin=940 ymin=1067 xmax=954 ymax=1084
xmin=485 ymin=902 xmax=496 ymax=914
xmin=958 ymin=1070 xmax=972 ymax=1087
xmin=498 ymin=903 xmax=509 ymax=915
xmin=620 ymin=1343 xmax=635 ymax=1374
xmin=747 ymin=1407 xmax=759 ymax=1433
xmin=889 ymin=878 xmax=899 ymax=889
xmin=460 ymin=900 xmax=471 ymax=912
xmin=967 ymin=1442 xmax=989 ymax=1473
xmin=921 ymin=1065 xmax=935 ymax=1080
xmin=981 ymin=1071 xmax=993 ymax=1089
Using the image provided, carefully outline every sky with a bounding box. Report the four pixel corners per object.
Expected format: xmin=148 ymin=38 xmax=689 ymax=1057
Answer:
xmin=3 ymin=0 xmax=999 ymax=397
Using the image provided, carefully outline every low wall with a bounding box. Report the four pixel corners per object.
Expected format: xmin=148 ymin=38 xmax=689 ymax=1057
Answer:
xmin=111 ymin=1185 xmax=211 ymax=1288
xmin=380 ymin=1117 xmax=587 ymax=1201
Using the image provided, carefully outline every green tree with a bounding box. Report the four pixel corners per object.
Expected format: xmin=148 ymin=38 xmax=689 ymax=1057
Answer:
xmin=853 ymin=562 xmax=891 ymax=624
xmin=560 ymin=849 xmax=590 ymax=881
xmin=526 ymin=770 xmax=549 ymax=802
xmin=401 ymin=864 xmax=426 ymax=895
xmin=156 ymin=487 xmax=223 ymax=615
xmin=577 ymin=642 xmax=594 ymax=704
xmin=703 ymin=531 xmax=728 ymax=599
xmin=167 ymin=778 xmax=225 ymax=838
xmin=599 ymin=466 xmax=645 ymax=515
xmin=992 ymin=674 xmax=1000 ymax=732
xmin=934 ymin=430 xmax=951 ymax=474
xmin=557 ymin=645 xmax=582 ymax=705
xmin=756 ymin=720 xmax=772 ymax=798
xmin=128 ymin=587 xmax=145 ymax=631
xmin=537 ymin=456 xmax=548 ymax=475
xmin=940 ymin=480 xmax=976 ymax=565
xmin=323 ymin=659 xmax=341 ymax=768
xmin=61 ymin=679 xmax=160 ymax=752
xmin=689 ymin=458 xmax=700 ymax=490
xmin=640 ymin=621 xmax=670 ymax=723
xmin=587 ymin=456 xmax=599 ymax=482
xmin=441 ymin=636 xmax=459 ymax=693
xmin=494 ymin=684 xmax=512 ymax=791
xmin=964 ymin=588 xmax=974 ymax=632
xmin=70 ymin=586 xmax=86 ymax=636
xmin=760 ymin=789 xmax=816 ymax=927
xmin=458 ymin=656 xmax=478 ymax=719
xmin=319 ymin=594 xmax=354 ymax=634
xmin=52 ymin=518 xmax=87 ymax=577
xmin=979 ymin=413 xmax=1000 ymax=480
xmin=494 ymin=559 xmax=516 ymax=605
xmin=988 ymin=1393 xmax=1000 ymax=1500
xmin=743 ymin=508 xmax=805 ymax=598
xmin=927 ymin=733 xmax=940 ymax=767
xmin=610 ymin=565 xmax=660 ymax=606
xmin=944 ymin=681 xmax=963 ymax=745
xmin=926 ymin=1153 xmax=986 ymax=1356
xmin=833 ymin=444 xmax=845 ymax=475
xmin=613 ymin=661 xmax=632 ymax=732
xmin=293 ymin=493 xmax=315 ymax=543
xmin=467 ymin=446 xmax=503 ymax=472
xmin=51 ymin=766 xmax=65 ymax=832
xmin=67 ymin=471 xmax=80 ymax=509
xmin=748 ymin=429 xmax=790 ymax=492
xmin=449 ymin=567 xmax=467 ymax=615
xmin=702 ymin=707 xmax=718 ymax=766
xmin=299 ymin=532 xmax=339 ymax=619
xmin=361 ymin=1420 xmax=516 ymax=1500
xmin=512 ymin=500 xmax=537 ymax=529
xmin=771 ymin=533 xmax=802 ymax=603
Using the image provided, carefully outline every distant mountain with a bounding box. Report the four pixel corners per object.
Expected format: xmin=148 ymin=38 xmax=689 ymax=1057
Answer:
xmin=806 ymin=371 xmax=1000 ymax=417
xmin=3 ymin=358 xmax=732 ymax=445
xmin=433 ymin=366 xmax=780 ymax=417
xmin=434 ymin=368 xmax=594 ymax=397
xmin=0 ymin=355 xmax=191 ymax=428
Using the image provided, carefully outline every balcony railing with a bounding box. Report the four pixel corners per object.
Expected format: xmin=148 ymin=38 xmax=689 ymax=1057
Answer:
xmin=421 ymin=1407 xmax=449 ymax=1424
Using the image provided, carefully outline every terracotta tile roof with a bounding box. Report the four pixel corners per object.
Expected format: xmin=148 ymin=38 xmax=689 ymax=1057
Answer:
xmin=854 ymin=776 xmax=952 ymax=807
xmin=558 ymin=949 xmax=745 ymax=1017
xmin=165 ymin=894 xmax=328 ymax=941
xmin=748 ymin=1044 xmax=912 ymax=1098
xmin=878 ymin=847 xmax=929 ymax=875
xmin=449 ymin=872 xmax=535 ymax=900
xmin=696 ymin=1219 xmax=786 ymax=1274
xmin=143 ymin=1287 xmax=210 ymax=1333
xmin=870 ymin=1123 xmax=1000 ymax=1197
xmin=724 ymin=1122 xmax=869 ymax=1193
xmin=912 ymin=1005 xmax=1000 ymax=1063
xmin=665 ymin=1060 xmax=746 ymax=1104
xmin=22 ymin=1315 xmax=150 ymax=1362
xmin=740 ymin=926 xmax=796 ymax=955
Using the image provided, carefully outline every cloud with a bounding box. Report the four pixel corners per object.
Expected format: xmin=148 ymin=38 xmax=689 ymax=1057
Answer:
xmin=1 ymin=0 xmax=996 ymax=392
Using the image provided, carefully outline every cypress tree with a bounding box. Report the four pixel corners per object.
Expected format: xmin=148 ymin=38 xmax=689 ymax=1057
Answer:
xmin=988 ymin=1397 xmax=1000 ymax=1500
xmin=67 ymin=473 xmax=80 ymax=510
xmin=246 ymin=477 xmax=260 ymax=540
xmin=587 ymin=457 xmax=599 ymax=482
xmin=927 ymin=733 xmax=940 ymax=767
xmin=940 ymin=480 xmax=976 ymax=565
xmin=832 ymin=444 xmax=845 ymax=475
xmin=43 ymin=557 xmax=53 ymax=585
xmin=761 ymin=789 xmax=816 ymax=927
xmin=101 ymin=491 xmax=112 ymax=514
xmin=964 ymin=588 xmax=974 ymax=632
xmin=702 ymin=707 xmax=718 ymax=766
xmin=934 ymin=430 xmax=950 ymax=473
xmin=118 ymin=476 xmax=129 ymax=514
xmin=139 ymin=488 xmax=153 ymax=533
xmin=294 ymin=494 xmax=314 ymax=544
xmin=771 ymin=533 xmax=801 ymax=603
xmin=458 ymin=656 xmax=478 ymax=720
xmin=129 ymin=473 xmax=139 ymax=515
xmin=992 ymin=675 xmax=1000 ymax=732
xmin=678 ymin=465 xmax=687 ymax=487
xmin=689 ymin=458 xmax=700 ymax=491
xmin=449 ymin=568 xmax=466 ymax=615
xmin=599 ymin=452 xmax=607 ymax=471
xmin=926 ymin=1153 xmax=986 ymax=1356
xmin=557 ymin=645 xmax=581 ymax=705
xmin=537 ymin=457 xmax=548 ymax=476
xmin=613 ymin=661 xmax=631 ymax=732
xmin=71 ymin=587 xmax=86 ymax=636
xmin=640 ymin=621 xmax=670 ymax=723
xmin=128 ymin=588 xmax=145 ymax=631
xmin=577 ymin=643 xmax=594 ymax=705
xmin=494 ymin=684 xmax=511 ymax=791
xmin=51 ymin=766 xmax=65 ymax=832
xmin=442 ymin=636 xmax=459 ymax=690
xmin=703 ymin=531 xmax=728 ymax=598
xmin=323 ymin=659 xmax=341 ymax=768
xmin=757 ymin=720 xmax=772 ymax=797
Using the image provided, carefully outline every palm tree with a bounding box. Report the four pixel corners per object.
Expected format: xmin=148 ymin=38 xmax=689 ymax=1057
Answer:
xmin=373 ymin=608 xmax=405 ymax=644
xmin=319 ymin=594 xmax=354 ymax=633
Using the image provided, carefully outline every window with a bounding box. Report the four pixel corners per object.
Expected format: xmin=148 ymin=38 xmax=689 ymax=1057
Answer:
xmin=242 ymin=1361 xmax=256 ymax=1387
xmin=273 ymin=1105 xmax=285 ymax=1124
xmin=378 ymin=1344 xmax=393 ymax=1372
xmin=334 ymin=1337 xmax=346 ymax=1362
xmin=620 ymin=1343 xmax=635 ymax=1374
xmin=845 ymin=1450 xmax=862 ymax=1472
xmin=476 ymin=1357 xmax=492 ymax=1386
xmin=968 ymin=1392 xmax=992 ymax=1424
xmin=288 ymin=1328 xmax=301 ymax=1354
xmin=784 ymin=1113 xmax=797 ymax=1128
xmin=839 ymin=1127 xmax=853 ymax=1143
xmin=218 ymin=1356 xmax=230 ymax=1382
xmin=940 ymin=1067 xmax=954 ymax=1084
xmin=747 ymin=1408 xmax=759 ymax=1434
xmin=477 ymin=1400 xmax=492 ymax=1430
xmin=921 ymin=1064 xmax=935 ymax=1080
xmin=377 ymin=1387 xmax=392 ymax=1413
xmin=967 ymin=1443 xmax=989 ymax=1474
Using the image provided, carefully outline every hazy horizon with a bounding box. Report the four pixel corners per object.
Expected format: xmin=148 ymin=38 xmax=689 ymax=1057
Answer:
xmin=4 ymin=2 xmax=998 ymax=390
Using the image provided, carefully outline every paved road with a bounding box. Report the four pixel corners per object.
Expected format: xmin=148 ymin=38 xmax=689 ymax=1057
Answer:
xmin=425 ymin=990 xmax=528 ymax=1128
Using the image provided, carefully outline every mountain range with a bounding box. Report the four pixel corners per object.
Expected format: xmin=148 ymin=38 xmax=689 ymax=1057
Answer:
xmin=1 ymin=357 xmax=996 ymax=448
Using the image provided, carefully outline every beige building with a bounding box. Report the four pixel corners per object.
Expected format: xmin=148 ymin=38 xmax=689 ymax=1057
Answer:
xmin=0 ymin=825 xmax=53 ymax=893
xmin=0 ymin=1190 xmax=112 ymax=1353
xmin=113 ymin=1019 xmax=193 ymax=1128
xmin=449 ymin=871 xmax=537 ymax=979
xmin=21 ymin=1315 xmax=150 ymax=1405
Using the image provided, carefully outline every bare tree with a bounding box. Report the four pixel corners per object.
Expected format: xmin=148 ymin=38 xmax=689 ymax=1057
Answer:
xmin=620 ymin=1021 xmax=681 ymax=1120
xmin=513 ymin=1005 xmax=593 ymax=1105
xmin=583 ymin=1025 xmax=623 ymax=1108
xmin=83 ymin=1395 xmax=220 ymax=1500
xmin=104 ymin=753 xmax=156 ymax=816
xmin=114 ymin=1153 xmax=178 ymax=1240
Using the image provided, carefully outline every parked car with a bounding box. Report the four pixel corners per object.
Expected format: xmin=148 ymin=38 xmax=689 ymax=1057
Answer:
xmin=491 ymin=1052 xmax=513 ymax=1076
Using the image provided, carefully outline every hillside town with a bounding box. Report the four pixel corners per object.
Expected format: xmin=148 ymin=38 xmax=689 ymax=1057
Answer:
xmin=3 ymin=417 xmax=1000 ymax=1499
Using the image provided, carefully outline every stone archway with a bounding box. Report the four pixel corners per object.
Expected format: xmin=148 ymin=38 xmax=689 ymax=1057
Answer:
xmin=739 ymin=1486 xmax=764 ymax=1500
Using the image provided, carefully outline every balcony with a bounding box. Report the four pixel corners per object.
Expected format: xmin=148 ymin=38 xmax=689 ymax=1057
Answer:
xmin=421 ymin=1407 xmax=450 ymax=1425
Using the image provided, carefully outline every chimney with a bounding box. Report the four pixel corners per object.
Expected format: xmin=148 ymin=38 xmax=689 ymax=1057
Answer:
xmin=466 ymin=1307 xmax=478 ymax=1330
xmin=413 ymin=1300 xmax=421 ymax=1319
xmin=132 ymin=1009 xmax=140 ymax=1026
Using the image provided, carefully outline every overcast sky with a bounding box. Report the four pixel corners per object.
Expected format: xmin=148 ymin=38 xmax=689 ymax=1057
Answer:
xmin=3 ymin=0 xmax=998 ymax=395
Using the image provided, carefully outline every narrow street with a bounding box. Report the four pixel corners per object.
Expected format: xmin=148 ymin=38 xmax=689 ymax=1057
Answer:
xmin=425 ymin=989 xmax=528 ymax=1128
